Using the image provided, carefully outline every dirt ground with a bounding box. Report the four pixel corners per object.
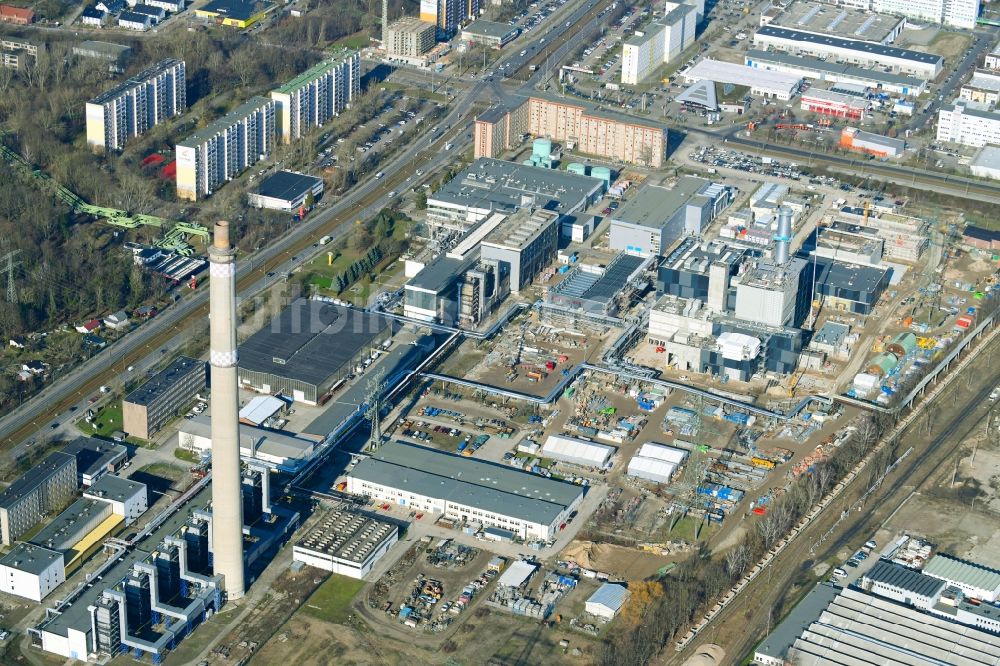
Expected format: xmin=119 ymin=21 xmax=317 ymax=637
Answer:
xmin=877 ymin=414 xmax=1000 ymax=568
xmin=561 ymin=540 xmax=681 ymax=580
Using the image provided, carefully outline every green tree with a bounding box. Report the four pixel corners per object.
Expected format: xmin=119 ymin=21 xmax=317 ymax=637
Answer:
xmin=415 ymin=190 xmax=427 ymax=210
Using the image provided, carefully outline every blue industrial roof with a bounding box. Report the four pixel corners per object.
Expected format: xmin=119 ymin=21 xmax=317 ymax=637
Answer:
xmin=587 ymin=582 xmax=630 ymax=612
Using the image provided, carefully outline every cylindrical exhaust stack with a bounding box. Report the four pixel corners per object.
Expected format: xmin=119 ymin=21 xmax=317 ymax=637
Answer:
xmin=208 ymin=221 xmax=245 ymax=600
xmin=774 ymin=207 xmax=793 ymax=266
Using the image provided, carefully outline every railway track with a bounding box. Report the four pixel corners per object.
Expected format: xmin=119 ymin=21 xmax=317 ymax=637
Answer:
xmin=673 ymin=334 xmax=1000 ymax=664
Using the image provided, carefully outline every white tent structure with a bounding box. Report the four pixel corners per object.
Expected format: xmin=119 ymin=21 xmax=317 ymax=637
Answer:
xmin=542 ymin=435 xmax=616 ymax=468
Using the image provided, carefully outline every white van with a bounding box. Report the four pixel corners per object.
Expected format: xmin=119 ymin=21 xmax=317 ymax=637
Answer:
xmin=375 ymin=171 xmax=384 ymax=179
xmin=833 ymin=568 xmax=848 ymax=579
xmin=319 ymin=236 xmax=332 ymax=245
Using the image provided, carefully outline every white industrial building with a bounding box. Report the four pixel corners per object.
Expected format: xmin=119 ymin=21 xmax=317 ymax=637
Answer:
xmin=874 ymin=0 xmax=980 ymax=30
xmin=753 ymin=26 xmax=944 ymax=79
xmin=923 ymin=554 xmax=1000 ymax=603
xmin=683 ymin=59 xmax=801 ymax=100
xmin=292 ymin=509 xmax=398 ymax=579
xmin=347 ymin=441 xmax=584 ymax=541
xmin=960 ymin=70 xmax=1000 ymax=107
xmin=971 ymin=146 xmax=1000 ymax=180
xmin=860 ymin=560 xmax=945 ymax=610
xmin=239 ymin=395 xmax=287 ymax=426
xmin=178 ymin=415 xmax=316 ymax=472
xmin=0 ymin=543 xmax=65 ymax=602
xmin=497 ymin=560 xmax=538 ymax=589
xmin=937 ymin=101 xmax=1000 ymax=148
xmin=626 ymin=442 xmax=689 ymax=484
xmin=621 ymin=2 xmax=697 ymax=85
xmin=84 ymin=475 xmax=148 ymax=526
xmin=541 ymin=435 xmax=616 ymax=468
xmin=585 ymin=583 xmax=630 ymax=620
xmin=744 ymin=49 xmax=926 ymax=96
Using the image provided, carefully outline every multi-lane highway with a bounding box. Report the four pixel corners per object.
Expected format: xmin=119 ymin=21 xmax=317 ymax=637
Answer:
xmin=0 ymin=0 xmax=607 ymax=456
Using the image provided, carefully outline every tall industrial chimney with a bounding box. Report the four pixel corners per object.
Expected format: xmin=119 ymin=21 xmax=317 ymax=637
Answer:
xmin=208 ymin=221 xmax=245 ymax=600
xmin=774 ymin=207 xmax=793 ymax=266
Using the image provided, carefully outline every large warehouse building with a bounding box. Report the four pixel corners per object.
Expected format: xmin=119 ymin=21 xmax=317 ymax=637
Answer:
xmin=744 ymin=49 xmax=926 ymax=96
xmin=346 ymin=441 xmax=584 ymax=540
xmin=239 ymin=299 xmax=394 ymax=405
xmin=753 ymin=25 xmax=943 ymax=79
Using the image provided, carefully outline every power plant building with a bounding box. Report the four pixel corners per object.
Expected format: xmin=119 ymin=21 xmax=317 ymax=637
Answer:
xmin=86 ymin=58 xmax=186 ymax=150
xmin=178 ymin=414 xmax=316 ymax=472
xmin=62 ymin=437 xmax=128 ymax=487
xmin=238 ymin=299 xmax=394 ymax=405
xmin=346 ymin=441 xmax=584 ymax=540
xmin=609 ymin=177 xmax=733 ymax=257
xmin=269 ymin=50 xmax=360 ymax=144
xmin=292 ymin=509 xmax=398 ymax=579
xmin=0 ymin=451 xmax=77 ymax=545
xmin=123 ymin=356 xmax=206 ymax=440
xmin=426 ymin=158 xmax=605 ymax=232
xmin=175 ymin=96 xmax=276 ymax=201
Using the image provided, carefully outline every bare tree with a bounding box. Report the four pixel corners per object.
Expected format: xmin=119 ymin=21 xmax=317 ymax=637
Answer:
xmin=725 ymin=543 xmax=750 ymax=579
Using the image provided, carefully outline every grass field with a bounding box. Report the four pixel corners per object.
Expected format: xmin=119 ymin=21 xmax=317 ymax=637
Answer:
xmin=332 ymin=32 xmax=371 ymax=50
xmin=301 ymin=574 xmax=365 ymax=624
xmin=174 ymin=448 xmax=200 ymax=463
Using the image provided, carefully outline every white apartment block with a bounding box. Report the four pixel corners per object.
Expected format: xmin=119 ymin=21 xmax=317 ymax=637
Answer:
xmin=843 ymin=0 xmax=983 ymax=29
xmin=269 ymin=50 xmax=360 ymax=144
xmin=937 ymin=101 xmax=1000 ymax=147
xmin=85 ymin=59 xmax=186 ymax=151
xmin=175 ymin=96 xmax=275 ymax=201
xmin=622 ymin=2 xmax=697 ymax=85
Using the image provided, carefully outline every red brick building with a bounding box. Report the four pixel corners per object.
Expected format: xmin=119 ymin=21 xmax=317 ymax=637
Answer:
xmin=0 ymin=5 xmax=35 ymax=24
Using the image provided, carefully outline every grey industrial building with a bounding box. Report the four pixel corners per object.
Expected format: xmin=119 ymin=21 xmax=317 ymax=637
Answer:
xmin=806 ymin=255 xmax=892 ymax=315
xmin=426 ymin=158 xmax=605 ymax=233
xmin=479 ymin=208 xmax=559 ymax=293
xmin=238 ymin=299 xmax=394 ymax=405
xmin=346 ymin=441 xmax=584 ymax=540
xmin=123 ymin=356 xmax=206 ymax=440
xmin=0 ymin=452 xmax=77 ymax=545
xmin=655 ymin=238 xmax=753 ymax=307
xmin=62 ymin=437 xmax=128 ymax=487
xmin=546 ymin=253 xmax=649 ymax=317
xmin=609 ymin=177 xmax=733 ymax=258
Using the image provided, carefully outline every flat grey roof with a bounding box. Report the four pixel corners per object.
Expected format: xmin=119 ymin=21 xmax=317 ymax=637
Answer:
xmin=755 ymin=582 xmax=840 ymax=662
xmin=349 ymin=441 xmax=583 ymax=527
xmin=613 ymin=176 xmax=711 ymax=230
xmin=462 ymin=19 xmax=518 ymax=40
xmin=756 ymin=26 xmax=943 ymax=65
xmin=944 ymin=100 xmax=1000 ymax=121
xmin=30 ymin=498 xmax=111 ymax=553
xmin=0 ymin=452 xmax=76 ymax=510
xmin=182 ymin=414 xmax=315 ymax=462
xmin=177 ymin=96 xmax=271 ymax=149
xmin=407 ymin=253 xmax=478 ymax=293
xmin=295 ymin=509 xmax=397 ymax=564
xmin=84 ymin=474 xmax=146 ymax=503
xmin=864 ymin=560 xmax=945 ymax=598
xmin=124 ymin=356 xmax=204 ymax=407
xmin=973 ymin=145 xmax=1000 ymax=171
xmin=302 ymin=335 xmax=437 ymax=437
xmin=62 ymin=437 xmax=127 ymax=479
xmin=256 ymin=170 xmax=322 ymax=201
xmin=770 ymin=2 xmax=903 ymax=43
xmin=429 ymin=157 xmax=604 ymax=215
xmin=239 ymin=299 xmax=392 ymax=388
xmin=808 ymin=255 xmax=892 ymax=297
xmin=745 ymin=49 xmax=925 ymax=87
xmin=813 ymin=320 xmax=849 ymax=346
xmin=0 ymin=543 xmax=63 ymax=575
xmin=74 ymin=40 xmax=131 ymax=59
